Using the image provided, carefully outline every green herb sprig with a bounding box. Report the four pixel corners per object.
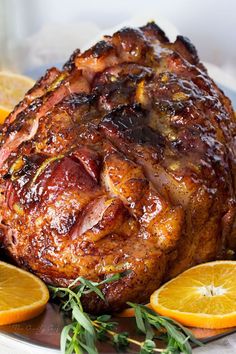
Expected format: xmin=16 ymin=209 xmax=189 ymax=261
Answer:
xmin=128 ymin=303 xmax=202 ymax=354
xmin=49 ymin=273 xmax=203 ymax=354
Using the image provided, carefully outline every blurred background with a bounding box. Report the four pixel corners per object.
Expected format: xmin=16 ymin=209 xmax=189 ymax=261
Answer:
xmin=0 ymin=0 xmax=236 ymax=96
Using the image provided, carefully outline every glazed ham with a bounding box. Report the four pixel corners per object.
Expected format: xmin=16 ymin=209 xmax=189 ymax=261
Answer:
xmin=0 ymin=23 xmax=235 ymax=313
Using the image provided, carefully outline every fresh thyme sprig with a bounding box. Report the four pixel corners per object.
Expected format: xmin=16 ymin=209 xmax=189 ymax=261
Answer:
xmin=49 ymin=274 xmax=203 ymax=354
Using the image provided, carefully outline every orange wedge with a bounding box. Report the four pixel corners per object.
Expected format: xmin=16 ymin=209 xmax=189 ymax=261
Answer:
xmin=0 ymin=71 xmax=34 ymax=124
xmin=150 ymin=261 xmax=236 ymax=329
xmin=117 ymin=303 xmax=152 ymax=317
xmin=0 ymin=261 xmax=49 ymax=325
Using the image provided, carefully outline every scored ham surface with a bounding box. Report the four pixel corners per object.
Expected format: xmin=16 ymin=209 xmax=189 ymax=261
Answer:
xmin=0 ymin=22 xmax=235 ymax=313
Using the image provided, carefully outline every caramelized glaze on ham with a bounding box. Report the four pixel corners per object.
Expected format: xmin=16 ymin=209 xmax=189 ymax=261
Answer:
xmin=0 ymin=22 xmax=235 ymax=313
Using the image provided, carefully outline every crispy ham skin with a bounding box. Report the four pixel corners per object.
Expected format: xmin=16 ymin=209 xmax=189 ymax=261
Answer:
xmin=0 ymin=22 xmax=235 ymax=313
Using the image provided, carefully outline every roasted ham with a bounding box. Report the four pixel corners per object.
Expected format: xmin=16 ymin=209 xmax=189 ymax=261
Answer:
xmin=0 ymin=22 xmax=235 ymax=313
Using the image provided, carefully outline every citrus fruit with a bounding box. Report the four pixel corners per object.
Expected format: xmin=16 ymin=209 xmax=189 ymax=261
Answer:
xmin=0 ymin=261 xmax=49 ymax=325
xmin=117 ymin=303 xmax=151 ymax=317
xmin=0 ymin=105 xmax=11 ymax=124
xmin=0 ymin=71 xmax=34 ymax=124
xmin=150 ymin=261 xmax=236 ymax=329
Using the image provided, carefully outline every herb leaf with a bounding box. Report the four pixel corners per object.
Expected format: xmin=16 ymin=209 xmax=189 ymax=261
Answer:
xmin=61 ymin=323 xmax=74 ymax=353
xmin=141 ymin=339 xmax=156 ymax=354
xmin=71 ymin=300 xmax=95 ymax=336
xmin=113 ymin=332 xmax=129 ymax=351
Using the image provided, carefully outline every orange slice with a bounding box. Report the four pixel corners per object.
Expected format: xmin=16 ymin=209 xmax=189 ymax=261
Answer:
xmin=0 ymin=105 xmax=11 ymax=124
xmin=117 ymin=303 xmax=152 ymax=317
xmin=0 ymin=261 xmax=49 ymax=325
xmin=150 ymin=261 xmax=236 ymax=329
xmin=0 ymin=71 xmax=34 ymax=124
